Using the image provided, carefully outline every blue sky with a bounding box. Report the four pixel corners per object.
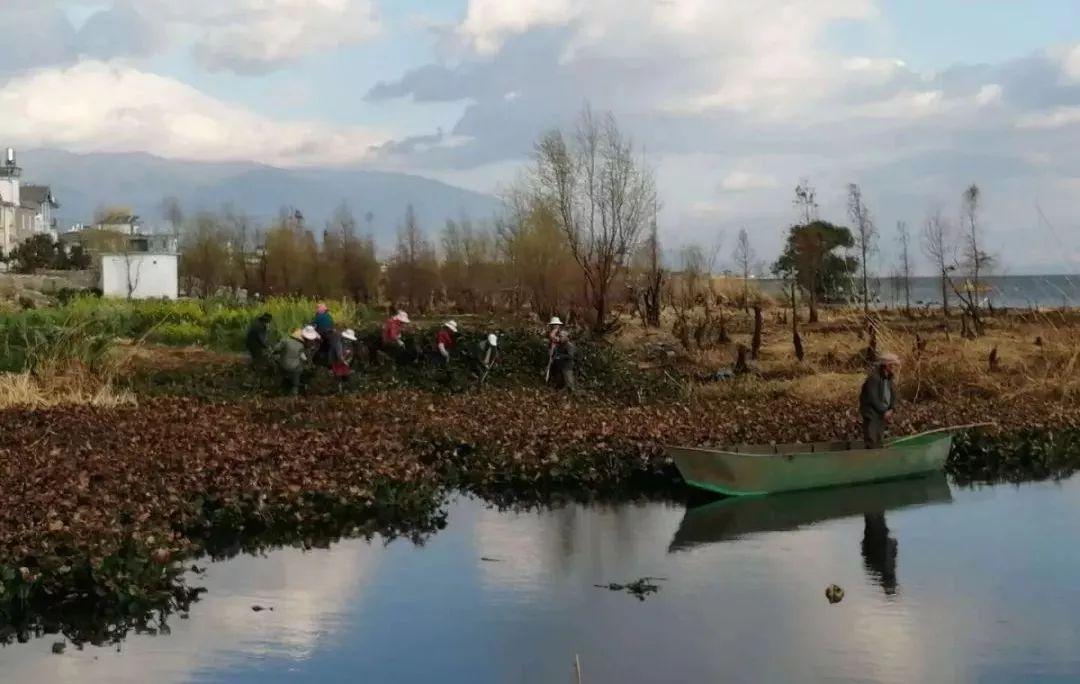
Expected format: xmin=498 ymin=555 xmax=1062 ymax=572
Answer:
xmin=2 ymin=0 xmax=1079 ymax=272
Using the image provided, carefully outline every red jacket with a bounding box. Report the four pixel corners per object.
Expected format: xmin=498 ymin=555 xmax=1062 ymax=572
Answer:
xmin=382 ymin=318 xmax=404 ymax=344
xmin=436 ymin=329 xmax=454 ymax=350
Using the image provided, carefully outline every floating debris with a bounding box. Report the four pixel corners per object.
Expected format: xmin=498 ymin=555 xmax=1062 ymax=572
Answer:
xmin=251 ymin=605 xmax=274 ymax=612
xmin=825 ymin=584 xmax=845 ymax=604
xmin=480 ymin=557 xmax=502 ymax=562
xmin=595 ymin=577 xmax=666 ymax=601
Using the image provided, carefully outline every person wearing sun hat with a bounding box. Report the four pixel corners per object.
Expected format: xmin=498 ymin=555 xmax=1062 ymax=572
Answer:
xmin=473 ymin=332 xmax=500 ymax=384
xmin=274 ymin=326 xmax=319 ymax=396
xmin=331 ymin=329 xmax=358 ymax=391
xmin=429 ymin=320 xmax=458 ymax=382
xmin=859 ymin=352 xmax=901 ymax=448
xmin=381 ymin=310 xmax=412 ymax=364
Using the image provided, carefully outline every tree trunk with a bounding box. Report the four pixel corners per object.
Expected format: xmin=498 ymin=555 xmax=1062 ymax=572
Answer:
xmin=751 ymin=305 xmax=763 ymax=360
xmin=808 ymin=290 xmax=819 ymax=324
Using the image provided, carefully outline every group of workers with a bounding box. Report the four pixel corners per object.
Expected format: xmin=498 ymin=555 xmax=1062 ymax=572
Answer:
xmin=245 ymin=305 xmax=576 ymax=396
xmin=248 ymin=302 xmax=898 ymax=448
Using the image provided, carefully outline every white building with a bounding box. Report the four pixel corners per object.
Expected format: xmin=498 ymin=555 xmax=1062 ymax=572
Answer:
xmin=101 ymin=253 xmax=179 ymax=299
xmin=0 ymin=148 xmax=60 ymax=258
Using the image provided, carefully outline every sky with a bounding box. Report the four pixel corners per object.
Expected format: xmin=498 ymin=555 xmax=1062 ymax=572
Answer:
xmin=1 ymin=0 xmax=1079 ymax=273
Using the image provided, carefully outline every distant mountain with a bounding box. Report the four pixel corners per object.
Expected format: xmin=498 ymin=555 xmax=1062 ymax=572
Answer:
xmin=18 ymin=149 xmax=501 ymax=247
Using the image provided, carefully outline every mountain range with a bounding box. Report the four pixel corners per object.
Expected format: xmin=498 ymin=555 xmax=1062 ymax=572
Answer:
xmin=18 ymin=149 xmax=502 ymax=247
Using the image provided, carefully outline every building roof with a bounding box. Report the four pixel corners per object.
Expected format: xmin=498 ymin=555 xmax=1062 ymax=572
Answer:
xmin=21 ymin=185 xmax=59 ymax=208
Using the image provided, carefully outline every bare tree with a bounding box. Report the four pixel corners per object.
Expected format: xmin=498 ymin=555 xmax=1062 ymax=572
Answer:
xmin=535 ymin=105 xmax=657 ymax=334
xmin=161 ymin=197 xmax=184 ymax=246
xmin=732 ymin=228 xmax=756 ymax=312
xmin=793 ymin=179 xmax=818 ymax=224
xmin=956 ymin=183 xmax=993 ymax=334
xmin=848 ymin=183 xmax=877 ymax=315
xmin=639 ymin=205 xmax=664 ymax=327
xmin=121 ymin=249 xmax=143 ymax=300
xmin=896 ymin=221 xmax=913 ymax=316
xmin=922 ymin=208 xmax=953 ymax=322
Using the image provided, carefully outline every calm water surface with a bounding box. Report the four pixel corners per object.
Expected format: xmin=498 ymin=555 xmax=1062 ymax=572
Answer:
xmin=6 ymin=476 xmax=1080 ymax=683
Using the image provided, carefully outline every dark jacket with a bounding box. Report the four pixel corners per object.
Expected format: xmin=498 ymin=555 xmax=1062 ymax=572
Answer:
xmin=246 ymin=318 xmax=270 ymax=352
xmin=552 ymin=340 xmax=576 ymax=369
xmin=859 ymin=369 xmax=894 ymax=421
xmin=313 ymin=311 xmax=334 ymax=333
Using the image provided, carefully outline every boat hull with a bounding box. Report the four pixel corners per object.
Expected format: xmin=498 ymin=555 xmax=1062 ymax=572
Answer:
xmin=667 ymin=431 xmax=953 ymax=497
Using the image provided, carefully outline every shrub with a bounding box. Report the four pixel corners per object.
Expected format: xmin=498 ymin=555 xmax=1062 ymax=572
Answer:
xmin=148 ymin=322 xmax=207 ymax=346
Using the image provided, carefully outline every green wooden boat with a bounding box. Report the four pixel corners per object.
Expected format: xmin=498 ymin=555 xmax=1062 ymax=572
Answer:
xmin=667 ymin=427 xmax=962 ymax=497
xmin=669 ymin=474 xmax=952 ymax=552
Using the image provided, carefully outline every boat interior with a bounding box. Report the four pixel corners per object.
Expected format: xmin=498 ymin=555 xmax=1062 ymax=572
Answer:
xmin=724 ymin=440 xmax=863 ymax=455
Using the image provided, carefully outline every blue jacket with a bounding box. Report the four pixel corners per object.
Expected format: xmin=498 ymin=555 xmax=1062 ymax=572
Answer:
xmin=313 ymin=311 xmax=334 ymax=333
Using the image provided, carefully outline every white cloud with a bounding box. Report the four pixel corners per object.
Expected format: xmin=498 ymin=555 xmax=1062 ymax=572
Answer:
xmin=720 ymin=171 xmax=778 ymax=192
xmin=173 ymin=0 xmax=383 ymax=73
xmin=4 ymin=0 xmax=383 ymax=73
xmin=457 ymin=0 xmax=578 ymax=55
xmin=0 ymin=61 xmax=387 ymax=166
xmin=1017 ymin=106 xmax=1080 ymax=130
xmin=1059 ymin=43 xmax=1080 ymax=82
xmin=974 ymin=83 xmax=1003 ymax=107
xmin=852 ymin=89 xmax=946 ymax=119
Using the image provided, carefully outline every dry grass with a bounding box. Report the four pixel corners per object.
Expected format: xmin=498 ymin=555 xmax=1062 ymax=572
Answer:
xmin=0 ymin=371 xmax=135 ymax=409
xmin=615 ymin=305 xmax=1080 ymax=407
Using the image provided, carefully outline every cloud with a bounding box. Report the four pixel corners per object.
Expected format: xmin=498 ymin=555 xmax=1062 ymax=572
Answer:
xmin=1017 ymin=106 xmax=1080 ymax=130
xmin=0 ymin=1 xmax=383 ymax=74
xmin=177 ymin=0 xmax=383 ymax=73
xmin=0 ymin=61 xmax=387 ymax=166
xmin=0 ymin=3 xmax=77 ymax=73
xmin=720 ymin=171 xmax=778 ymax=192
xmin=456 ymin=0 xmax=578 ymax=55
xmin=1058 ymin=44 xmax=1080 ymax=82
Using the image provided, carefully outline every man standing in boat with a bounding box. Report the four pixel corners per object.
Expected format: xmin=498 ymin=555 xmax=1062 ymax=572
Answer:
xmin=859 ymin=353 xmax=900 ymax=449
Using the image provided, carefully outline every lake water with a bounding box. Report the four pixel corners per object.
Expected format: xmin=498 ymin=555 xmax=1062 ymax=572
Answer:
xmin=759 ymin=274 xmax=1080 ymax=309
xmin=5 ymin=476 xmax=1080 ymax=683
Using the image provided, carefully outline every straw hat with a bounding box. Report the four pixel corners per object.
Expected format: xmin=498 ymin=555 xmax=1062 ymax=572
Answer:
xmin=301 ymin=325 xmax=320 ymax=341
xmin=290 ymin=328 xmax=304 ymax=341
xmin=341 ymin=329 xmax=358 ymax=342
xmin=444 ymin=320 xmax=459 ymax=333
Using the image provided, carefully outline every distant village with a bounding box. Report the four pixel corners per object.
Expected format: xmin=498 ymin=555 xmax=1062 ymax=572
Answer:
xmin=0 ymin=147 xmax=178 ymax=299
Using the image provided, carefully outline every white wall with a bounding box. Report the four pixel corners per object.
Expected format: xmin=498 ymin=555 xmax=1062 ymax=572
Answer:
xmin=101 ymin=253 xmax=178 ymax=299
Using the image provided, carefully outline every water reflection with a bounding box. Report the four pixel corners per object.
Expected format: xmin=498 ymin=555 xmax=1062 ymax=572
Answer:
xmin=9 ymin=476 xmax=1080 ymax=683
xmin=862 ymin=512 xmax=898 ymax=596
xmin=669 ymin=474 xmax=952 ymax=551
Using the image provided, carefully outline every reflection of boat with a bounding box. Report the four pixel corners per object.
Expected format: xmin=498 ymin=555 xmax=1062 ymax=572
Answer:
xmin=666 ymin=428 xmax=957 ymax=496
xmin=668 ymin=474 xmax=952 ymax=552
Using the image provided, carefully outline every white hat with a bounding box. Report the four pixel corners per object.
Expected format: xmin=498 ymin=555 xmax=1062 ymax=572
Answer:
xmin=341 ymin=329 xmax=357 ymax=342
xmin=548 ymin=316 xmax=563 ymax=326
xmin=395 ymin=310 xmax=411 ymax=324
xmin=301 ymin=325 xmax=320 ymax=341
xmin=487 ymin=333 xmax=498 ymax=347
xmin=444 ymin=320 xmax=459 ymax=333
